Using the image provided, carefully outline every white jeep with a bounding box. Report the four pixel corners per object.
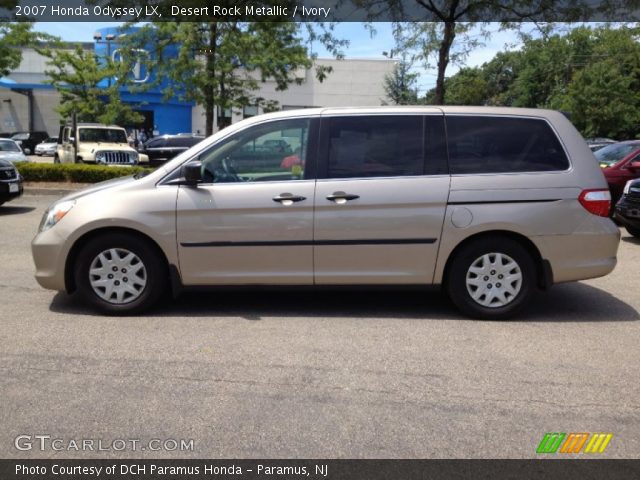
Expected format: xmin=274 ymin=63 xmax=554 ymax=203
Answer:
xmin=55 ymin=123 xmax=148 ymax=166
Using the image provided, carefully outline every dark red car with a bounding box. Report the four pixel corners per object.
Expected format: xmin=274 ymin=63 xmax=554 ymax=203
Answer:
xmin=595 ymin=140 xmax=640 ymax=204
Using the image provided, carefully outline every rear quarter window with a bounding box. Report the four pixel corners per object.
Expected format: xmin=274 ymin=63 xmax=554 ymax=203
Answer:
xmin=446 ymin=116 xmax=569 ymax=174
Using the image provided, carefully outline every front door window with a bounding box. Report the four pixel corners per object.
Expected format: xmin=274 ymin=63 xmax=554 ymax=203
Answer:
xmin=199 ymin=119 xmax=310 ymax=183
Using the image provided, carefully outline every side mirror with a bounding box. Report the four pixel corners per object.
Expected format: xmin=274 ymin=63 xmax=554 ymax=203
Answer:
xmin=68 ymin=137 xmax=75 ymax=143
xmin=182 ymin=161 xmax=203 ymax=186
xmin=629 ymin=160 xmax=640 ymax=171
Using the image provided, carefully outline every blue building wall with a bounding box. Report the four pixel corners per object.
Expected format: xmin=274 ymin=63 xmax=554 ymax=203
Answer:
xmin=95 ymin=27 xmax=193 ymax=135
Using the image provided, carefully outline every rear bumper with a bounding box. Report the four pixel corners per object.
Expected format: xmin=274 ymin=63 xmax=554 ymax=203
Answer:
xmin=533 ymin=218 xmax=620 ymax=283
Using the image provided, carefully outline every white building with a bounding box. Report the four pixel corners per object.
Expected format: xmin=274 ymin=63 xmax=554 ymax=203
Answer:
xmin=192 ymin=58 xmax=397 ymax=133
xmin=1 ymin=46 xmax=396 ymax=136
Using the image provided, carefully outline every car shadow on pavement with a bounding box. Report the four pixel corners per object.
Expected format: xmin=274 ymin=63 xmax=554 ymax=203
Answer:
xmin=0 ymin=206 xmax=35 ymax=216
xmin=48 ymin=282 xmax=638 ymax=323
xmin=621 ymin=235 xmax=640 ymax=246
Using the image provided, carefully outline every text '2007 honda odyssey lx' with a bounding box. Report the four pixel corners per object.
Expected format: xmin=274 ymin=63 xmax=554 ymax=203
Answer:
xmin=32 ymin=107 xmax=620 ymax=319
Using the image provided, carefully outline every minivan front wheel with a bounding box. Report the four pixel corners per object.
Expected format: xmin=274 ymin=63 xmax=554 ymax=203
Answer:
xmin=74 ymin=233 xmax=167 ymax=314
xmin=447 ymin=238 xmax=536 ymax=319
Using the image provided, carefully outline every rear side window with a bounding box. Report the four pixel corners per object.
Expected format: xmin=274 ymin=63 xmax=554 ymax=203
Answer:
xmin=326 ymin=116 xmax=423 ymax=178
xmin=447 ymin=116 xmax=569 ymax=174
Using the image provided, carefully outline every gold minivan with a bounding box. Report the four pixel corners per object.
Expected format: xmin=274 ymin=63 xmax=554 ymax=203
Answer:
xmin=32 ymin=107 xmax=620 ymax=318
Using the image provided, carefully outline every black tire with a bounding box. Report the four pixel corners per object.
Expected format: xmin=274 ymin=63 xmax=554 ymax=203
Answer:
xmin=626 ymin=225 xmax=640 ymax=238
xmin=53 ymin=155 xmax=60 ymax=164
xmin=446 ymin=237 xmax=536 ymax=320
xmin=74 ymin=233 xmax=167 ymax=315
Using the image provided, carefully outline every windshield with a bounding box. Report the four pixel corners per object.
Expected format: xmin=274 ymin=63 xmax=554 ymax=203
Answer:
xmin=0 ymin=140 xmax=22 ymax=152
xmin=78 ymin=128 xmax=127 ymax=144
xmin=595 ymin=143 xmax=638 ymax=167
xmin=44 ymin=137 xmax=57 ymax=143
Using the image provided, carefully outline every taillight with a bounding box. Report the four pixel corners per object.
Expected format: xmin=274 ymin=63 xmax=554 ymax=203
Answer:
xmin=578 ymin=189 xmax=611 ymax=217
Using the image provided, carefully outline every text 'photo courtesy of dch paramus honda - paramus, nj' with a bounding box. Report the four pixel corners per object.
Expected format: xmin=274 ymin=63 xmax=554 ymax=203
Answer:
xmin=31 ymin=106 xmax=620 ymax=319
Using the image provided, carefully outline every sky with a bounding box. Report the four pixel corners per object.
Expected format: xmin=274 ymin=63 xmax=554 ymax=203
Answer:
xmin=34 ymin=22 xmax=529 ymax=94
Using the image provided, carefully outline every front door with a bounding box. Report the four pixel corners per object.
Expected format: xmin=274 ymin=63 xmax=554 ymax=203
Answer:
xmin=313 ymin=113 xmax=450 ymax=284
xmin=59 ymin=127 xmax=75 ymax=163
xmin=176 ymin=117 xmax=318 ymax=285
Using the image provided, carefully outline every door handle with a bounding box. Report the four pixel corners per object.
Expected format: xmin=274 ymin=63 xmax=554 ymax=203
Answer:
xmin=326 ymin=191 xmax=360 ymax=203
xmin=273 ymin=193 xmax=307 ymax=205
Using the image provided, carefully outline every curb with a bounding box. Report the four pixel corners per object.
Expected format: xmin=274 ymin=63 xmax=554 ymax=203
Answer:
xmin=24 ymin=187 xmax=79 ymax=196
xmin=23 ymin=183 xmax=90 ymax=196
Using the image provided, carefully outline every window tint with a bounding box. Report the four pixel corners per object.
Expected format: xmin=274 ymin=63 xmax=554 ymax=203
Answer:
xmin=176 ymin=136 xmax=203 ymax=147
xmin=447 ymin=116 xmax=569 ymax=174
xmin=146 ymin=138 xmax=166 ymax=148
xmin=594 ymin=142 xmax=638 ymax=167
xmin=0 ymin=140 xmax=21 ymax=152
xmin=327 ymin=116 xmax=423 ymax=178
xmin=199 ymin=119 xmax=310 ymax=183
xmin=78 ymin=128 xmax=128 ymax=144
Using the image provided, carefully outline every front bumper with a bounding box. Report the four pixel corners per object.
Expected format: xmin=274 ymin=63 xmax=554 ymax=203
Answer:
xmin=0 ymin=177 xmax=24 ymax=203
xmin=614 ymin=197 xmax=640 ymax=230
xmin=32 ymin=226 xmax=70 ymax=291
xmin=36 ymin=147 xmax=56 ymax=155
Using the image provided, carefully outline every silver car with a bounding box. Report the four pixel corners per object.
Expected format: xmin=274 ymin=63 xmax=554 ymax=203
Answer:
xmin=35 ymin=137 xmax=58 ymax=156
xmin=32 ymin=107 xmax=620 ymax=318
xmin=0 ymin=139 xmax=29 ymax=163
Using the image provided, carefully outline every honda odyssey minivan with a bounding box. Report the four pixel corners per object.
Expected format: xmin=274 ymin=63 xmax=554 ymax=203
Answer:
xmin=32 ymin=107 xmax=620 ymax=319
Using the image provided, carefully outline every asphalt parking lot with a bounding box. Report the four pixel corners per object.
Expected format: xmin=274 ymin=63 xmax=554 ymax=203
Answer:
xmin=1 ymin=193 xmax=639 ymax=459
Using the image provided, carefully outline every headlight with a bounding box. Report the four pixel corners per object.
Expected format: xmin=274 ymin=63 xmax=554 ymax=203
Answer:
xmin=623 ymin=180 xmax=634 ymax=195
xmin=128 ymin=151 xmax=139 ymax=163
xmin=95 ymin=152 xmax=106 ymax=164
xmin=39 ymin=200 xmax=75 ymax=232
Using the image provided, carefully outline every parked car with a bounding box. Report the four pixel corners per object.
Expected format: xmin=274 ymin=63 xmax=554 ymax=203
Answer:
xmin=0 ymin=157 xmax=23 ymax=206
xmin=11 ymin=131 xmax=49 ymax=155
xmin=0 ymin=139 xmax=29 ymax=163
xmin=138 ymin=134 xmax=204 ymax=166
xmin=34 ymin=136 xmax=59 ymax=156
xmin=32 ymin=107 xmax=619 ymax=319
xmin=56 ymin=123 xmax=148 ymax=165
xmin=594 ymin=141 xmax=640 ymax=205
xmin=614 ymin=179 xmax=640 ymax=238
xmin=585 ymin=137 xmax=616 ymax=152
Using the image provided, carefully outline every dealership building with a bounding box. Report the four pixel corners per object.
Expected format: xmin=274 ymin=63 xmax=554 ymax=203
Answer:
xmin=0 ymin=27 xmax=396 ymax=137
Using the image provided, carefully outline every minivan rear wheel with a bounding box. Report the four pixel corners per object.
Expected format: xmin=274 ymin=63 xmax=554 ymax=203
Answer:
xmin=446 ymin=237 xmax=536 ymax=319
xmin=74 ymin=233 xmax=167 ymax=315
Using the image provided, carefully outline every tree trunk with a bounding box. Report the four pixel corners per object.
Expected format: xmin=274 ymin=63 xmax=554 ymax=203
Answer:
xmin=434 ymin=21 xmax=456 ymax=105
xmin=204 ymin=22 xmax=217 ymax=136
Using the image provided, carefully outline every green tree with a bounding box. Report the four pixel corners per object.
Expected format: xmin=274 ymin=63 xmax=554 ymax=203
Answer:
xmin=560 ymin=26 xmax=640 ymax=138
xmin=432 ymin=24 xmax=640 ymax=138
xmin=359 ymin=1 xmax=610 ymax=104
xmin=441 ymin=67 xmax=488 ymax=105
xmin=0 ymin=22 xmax=52 ymax=77
xmin=40 ymin=43 xmax=143 ymax=126
xmin=384 ymin=59 xmax=419 ymax=105
xmin=123 ymin=21 xmax=346 ymax=135
xmin=133 ymin=22 xmax=312 ymax=135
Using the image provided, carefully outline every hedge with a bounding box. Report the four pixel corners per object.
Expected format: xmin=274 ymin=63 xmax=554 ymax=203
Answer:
xmin=15 ymin=163 xmax=154 ymax=183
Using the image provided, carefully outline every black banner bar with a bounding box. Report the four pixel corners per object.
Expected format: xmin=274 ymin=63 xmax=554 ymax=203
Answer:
xmin=2 ymin=0 xmax=640 ymax=22
xmin=2 ymin=459 xmax=640 ymax=480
